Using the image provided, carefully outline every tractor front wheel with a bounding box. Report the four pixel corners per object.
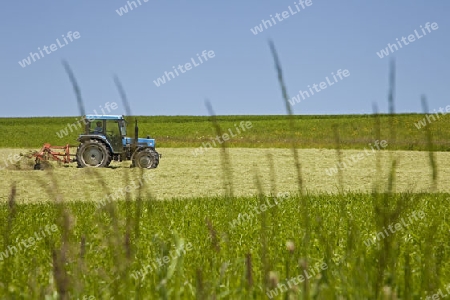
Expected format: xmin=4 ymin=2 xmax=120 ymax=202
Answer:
xmin=132 ymin=148 xmax=159 ymax=169
xmin=76 ymin=140 xmax=111 ymax=168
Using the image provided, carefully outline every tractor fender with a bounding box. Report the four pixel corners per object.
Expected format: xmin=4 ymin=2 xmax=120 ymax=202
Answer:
xmin=77 ymin=135 xmax=114 ymax=154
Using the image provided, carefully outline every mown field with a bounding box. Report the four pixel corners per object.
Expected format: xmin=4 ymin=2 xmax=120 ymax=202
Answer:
xmin=1 ymin=114 xmax=449 ymax=299
xmin=1 ymin=114 xmax=450 ymax=151
xmin=0 ymin=147 xmax=449 ymax=203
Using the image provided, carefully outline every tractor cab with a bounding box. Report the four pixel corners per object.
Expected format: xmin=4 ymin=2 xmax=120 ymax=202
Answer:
xmin=83 ymin=115 xmax=127 ymax=154
xmin=85 ymin=115 xmax=127 ymax=136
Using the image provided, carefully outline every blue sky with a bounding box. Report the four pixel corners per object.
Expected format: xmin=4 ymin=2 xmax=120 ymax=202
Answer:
xmin=0 ymin=1 xmax=448 ymax=117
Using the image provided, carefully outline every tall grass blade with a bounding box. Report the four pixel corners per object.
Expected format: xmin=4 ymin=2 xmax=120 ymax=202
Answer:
xmin=268 ymin=41 xmax=310 ymax=256
xmin=268 ymin=40 xmax=303 ymax=194
xmin=205 ymin=100 xmax=234 ymax=198
xmin=372 ymin=103 xmax=382 ymax=193
xmin=388 ymin=59 xmax=396 ymax=143
xmin=114 ymin=75 xmax=132 ymax=116
xmin=62 ymin=60 xmax=85 ymax=117
xmin=332 ymin=124 xmax=344 ymax=192
xmin=254 ymin=168 xmax=269 ymax=292
xmin=421 ymin=95 xmax=438 ymax=191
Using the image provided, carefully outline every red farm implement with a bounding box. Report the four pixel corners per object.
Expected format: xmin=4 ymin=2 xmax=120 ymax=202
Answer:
xmin=31 ymin=143 xmax=77 ymax=170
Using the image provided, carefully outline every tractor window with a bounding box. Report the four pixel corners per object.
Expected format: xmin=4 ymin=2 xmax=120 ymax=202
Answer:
xmin=90 ymin=121 xmax=104 ymax=134
xmin=119 ymin=120 xmax=127 ymax=136
xmin=105 ymin=120 xmax=123 ymax=153
xmin=106 ymin=120 xmax=121 ymax=136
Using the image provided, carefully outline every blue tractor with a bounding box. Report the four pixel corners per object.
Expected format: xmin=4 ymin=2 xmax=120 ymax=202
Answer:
xmin=75 ymin=115 xmax=160 ymax=169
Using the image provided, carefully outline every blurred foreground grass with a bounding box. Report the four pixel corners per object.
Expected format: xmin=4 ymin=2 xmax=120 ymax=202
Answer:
xmin=0 ymin=192 xmax=448 ymax=299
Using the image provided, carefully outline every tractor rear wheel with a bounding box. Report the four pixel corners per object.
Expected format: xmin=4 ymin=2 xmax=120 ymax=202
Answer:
xmin=76 ymin=140 xmax=111 ymax=168
xmin=132 ymin=148 xmax=159 ymax=169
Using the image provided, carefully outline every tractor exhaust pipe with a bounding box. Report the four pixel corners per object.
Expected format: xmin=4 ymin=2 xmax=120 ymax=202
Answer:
xmin=134 ymin=119 xmax=138 ymax=151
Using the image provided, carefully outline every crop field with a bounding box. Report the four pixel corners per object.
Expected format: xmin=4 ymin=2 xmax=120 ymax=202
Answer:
xmin=2 ymin=114 xmax=450 ymax=151
xmin=1 ymin=190 xmax=449 ymax=299
xmin=1 ymin=115 xmax=450 ymax=299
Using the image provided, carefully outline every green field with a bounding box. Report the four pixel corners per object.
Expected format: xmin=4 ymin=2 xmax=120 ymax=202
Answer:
xmin=1 ymin=114 xmax=449 ymax=151
xmin=1 ymin=114 xmax=450 ymax=299
xmin=1 ymin=191 xmax=448 ymax=299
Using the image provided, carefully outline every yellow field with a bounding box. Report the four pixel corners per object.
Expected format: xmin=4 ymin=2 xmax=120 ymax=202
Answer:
xmin=0 ymin=147 xmax=448 ymax=203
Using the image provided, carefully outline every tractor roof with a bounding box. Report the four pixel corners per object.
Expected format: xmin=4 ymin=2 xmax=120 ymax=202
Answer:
xmin=84 ymin=115 xmax=124 ymax=120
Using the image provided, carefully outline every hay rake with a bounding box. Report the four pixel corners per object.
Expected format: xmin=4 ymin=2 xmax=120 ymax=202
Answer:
xmin=30 ymin=143 xmax=77 ymax=170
